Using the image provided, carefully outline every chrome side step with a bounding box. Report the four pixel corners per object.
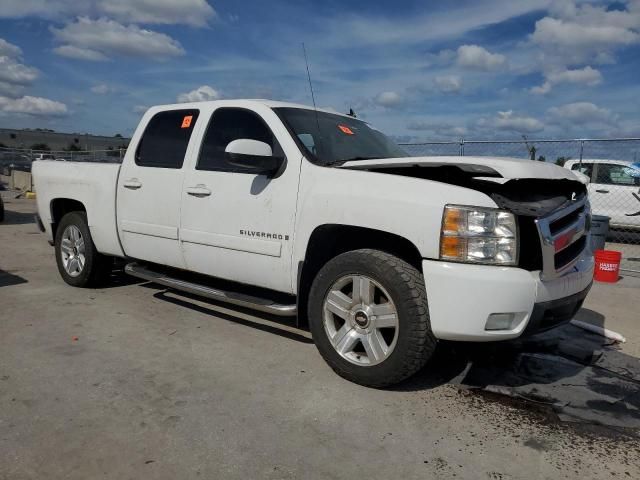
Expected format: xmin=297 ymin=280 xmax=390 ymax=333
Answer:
xmin=124 ymin=262 xmax=297 ymax=317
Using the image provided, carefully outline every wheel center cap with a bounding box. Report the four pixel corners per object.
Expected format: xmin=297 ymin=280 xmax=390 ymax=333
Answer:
xmin=354 ymin=310 xmax=369 ymax=328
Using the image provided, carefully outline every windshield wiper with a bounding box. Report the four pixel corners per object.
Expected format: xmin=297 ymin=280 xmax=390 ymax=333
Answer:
xmin=324 ymin=156 xmax=378 ymax=167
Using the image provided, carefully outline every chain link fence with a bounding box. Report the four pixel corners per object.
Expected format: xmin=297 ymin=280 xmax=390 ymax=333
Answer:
xmin=2 ymin=140 xmax=639 ymax=273
xmin=400 ymin=138 xmax=640 ymax=274
xmin=0 ymin=146 xmax=125 ymax=176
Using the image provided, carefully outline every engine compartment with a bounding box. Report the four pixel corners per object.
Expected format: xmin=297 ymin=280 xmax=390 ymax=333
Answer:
xmin=360 ymin=164 xmax=587 ymax=217
xmin=356 ymin=164 xmax=589 ymax=272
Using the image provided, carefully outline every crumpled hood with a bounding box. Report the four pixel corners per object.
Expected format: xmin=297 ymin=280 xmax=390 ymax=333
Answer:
xmin=340 ymin=155 xmax=586 ymax=183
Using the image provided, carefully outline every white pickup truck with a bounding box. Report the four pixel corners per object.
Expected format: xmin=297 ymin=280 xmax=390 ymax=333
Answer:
xmin=33 ymin=100 xmax=594 ymax=387
xmin=565 ymin=159 xmax=640 ymax=230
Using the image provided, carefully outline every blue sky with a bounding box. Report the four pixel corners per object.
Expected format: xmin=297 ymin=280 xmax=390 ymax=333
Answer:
xmin=0 ymin=0 xmax=639 ymax=141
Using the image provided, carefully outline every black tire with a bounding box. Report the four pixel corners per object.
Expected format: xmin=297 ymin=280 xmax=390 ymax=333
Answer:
xmin=308 ymin=249 xmax=436 ymax=387
xmin=54 ymin=211 xmax=111 ymax=287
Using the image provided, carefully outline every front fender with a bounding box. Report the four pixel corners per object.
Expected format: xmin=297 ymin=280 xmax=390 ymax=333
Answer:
xmin=292 ymin=162 xmax=498 ymax=289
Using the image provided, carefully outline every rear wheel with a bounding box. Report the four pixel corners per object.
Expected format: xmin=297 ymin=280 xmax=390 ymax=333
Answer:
xmin=308 ymin=249 xmax=436 ymax=387
xmin=55 ymin=211 xmax=111 ymax=287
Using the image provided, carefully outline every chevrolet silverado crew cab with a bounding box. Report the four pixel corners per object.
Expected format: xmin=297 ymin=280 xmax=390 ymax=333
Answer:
xmin=33 ymin=100 xmax=594 ymax=387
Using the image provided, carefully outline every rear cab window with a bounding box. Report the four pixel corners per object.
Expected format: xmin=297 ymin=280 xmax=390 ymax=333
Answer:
xmin=136 ymin=109 xmax=200 ymax=169
xmin=570 ymin=162 xmax=593 ymax=179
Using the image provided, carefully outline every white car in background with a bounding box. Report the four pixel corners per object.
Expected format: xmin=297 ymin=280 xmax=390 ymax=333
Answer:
xmin=32 ymin=153 xmax=56 ymax=161
xmin=565 ymin=159 xmax=640 ymax=230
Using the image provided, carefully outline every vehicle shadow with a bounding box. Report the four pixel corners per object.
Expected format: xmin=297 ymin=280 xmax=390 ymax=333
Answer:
xmin=148 ymin=287 xmax=314 ymax=344
xmin=100 ymin=265 xmax=146 ymax=288
xmin=0 ymin=269 xmax=28 ymax=287
xmin=0 ymin=207 xmax=35 ymax=225
xmin=398 ymin=309 xmax=640 ymax=429
xmin=82 ymin=267 xmax=640 ymax=430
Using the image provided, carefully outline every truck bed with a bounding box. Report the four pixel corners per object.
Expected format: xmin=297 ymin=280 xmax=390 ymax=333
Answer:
xmin=32 ymin=160 xmax=125 ymax=257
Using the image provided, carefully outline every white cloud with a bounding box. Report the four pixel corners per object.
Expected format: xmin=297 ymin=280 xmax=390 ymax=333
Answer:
xmin=530 ymin=66 xmax=603 ymax=94
xmin=529 ymin=83 xmax=552 ymax=96
xmin=407 ymin=120 xmax=467 ymax=137
xmin=0 ymin=0 xmax=69 ymax=18
xmin=529 ymin=1 xmax=640 ymax=66
xmin=0 ymin=37 xmax=38 ymax=98
xmin=0 ymin=0 xmax=216 ymax=26
xmin=548 ymin=102 xmax=616 ymax=125
xmin=322 ymin=1 xmax=555 ymax=48
xmin=374 ymin=91 xmax=403 ymax=108
xmin=0 ymin=55 xmax=38 ymax=86
xmin=0 ymin=81 xmax=26 ymax=98
xmin=54 ymin=45 xmax=108 ymax=61
xmin=52 ymin=17 xmax=185 ymax=61
xmin=477 ymin=110 xmax=544 ymax=133
xmin=456 ymin=44 xmax=506 ymax=71
xmin=0 ymin=95 xmax=68 ymax=115
xmin=0 ymin=36 xmax=67 ymax=116
xmin=100 ymin=0 xmax=216 ymax=27
xmin=133 ymin=105 xmax=148 ymax=113
xmin=177 ymin=85 xmax=221 ymax=103
xmin=90 ymin=83 xmax=112 ymax=94
xmin=0 ymin=38 xmax=22 ymax=57
xmin=434 ymin=75 xmax=462 ymax=94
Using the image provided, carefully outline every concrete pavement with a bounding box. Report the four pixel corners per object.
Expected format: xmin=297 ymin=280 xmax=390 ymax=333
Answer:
xmin=1 ymin=194 xmax=639 ymax=479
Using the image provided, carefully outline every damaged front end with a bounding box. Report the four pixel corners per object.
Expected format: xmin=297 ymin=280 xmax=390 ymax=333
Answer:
xmin=346 ymin=161 xmax=591 ymax=277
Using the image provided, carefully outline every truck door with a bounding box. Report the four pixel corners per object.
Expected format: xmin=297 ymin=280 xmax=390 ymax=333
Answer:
xmin=179 ymin=106 xmax=300 ymax=293
xmin=570 ymin=161 xmax=604 ymax=213
xmin=591 ymin=162 xmax=640 ymax=228
xmin=117 ymin=108 xmax=200 ymax=268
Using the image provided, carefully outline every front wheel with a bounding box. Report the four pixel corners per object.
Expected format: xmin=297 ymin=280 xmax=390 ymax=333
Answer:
xmin=55 ymin=211 xmax=111 ymax=287
xmin=308 ymin=249 xmax=436 ymax=387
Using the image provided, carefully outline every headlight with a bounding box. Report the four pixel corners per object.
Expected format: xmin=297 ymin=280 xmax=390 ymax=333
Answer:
xmin=440 ymin=205 xmax=518 ymax=265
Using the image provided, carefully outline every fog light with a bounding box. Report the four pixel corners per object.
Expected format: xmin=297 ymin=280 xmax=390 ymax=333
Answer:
xmin=485 ymin=313 xmax=517 ymax=331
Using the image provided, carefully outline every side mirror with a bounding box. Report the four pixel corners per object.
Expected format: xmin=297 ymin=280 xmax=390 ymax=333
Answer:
xmin=224 ymin=139 xmax=284 ymax=176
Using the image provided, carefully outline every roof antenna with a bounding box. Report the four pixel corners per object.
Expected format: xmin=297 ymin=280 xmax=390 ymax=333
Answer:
xmin=302 ymin=42 xmax=321 ymax=132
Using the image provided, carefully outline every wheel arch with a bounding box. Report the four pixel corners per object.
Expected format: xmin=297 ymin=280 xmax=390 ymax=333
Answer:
xmin=296 ymin=224 xmax=423 ymax=327
xmin=50 ymin=198 xmax=87 ymax=239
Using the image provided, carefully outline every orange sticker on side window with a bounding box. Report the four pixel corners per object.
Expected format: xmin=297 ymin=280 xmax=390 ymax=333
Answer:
xmin=338 ymin=125 xmax=354 ymax=135
xmin=181 ymin=115 xmax=193 ymax=128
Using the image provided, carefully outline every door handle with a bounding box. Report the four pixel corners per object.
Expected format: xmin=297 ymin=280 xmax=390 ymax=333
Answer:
xmin=123 ymin=178 xmax=142 ymax=190
xmin=186 ymin=185 xmax=212 ymax=197
xmin=595 ymin=189 xmax=609 ymax=194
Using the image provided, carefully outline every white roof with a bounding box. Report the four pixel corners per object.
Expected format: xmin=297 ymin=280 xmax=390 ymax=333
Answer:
xmin=146 ymin=99 xmax=354 ymax=119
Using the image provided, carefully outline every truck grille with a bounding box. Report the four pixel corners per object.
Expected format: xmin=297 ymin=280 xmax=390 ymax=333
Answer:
xmin=534 ymin=198 xmax=589 ymax=280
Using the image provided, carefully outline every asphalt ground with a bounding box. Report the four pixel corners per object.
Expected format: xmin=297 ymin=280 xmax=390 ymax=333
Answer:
xmin=1 ymin=192 xmax=639 ymax=479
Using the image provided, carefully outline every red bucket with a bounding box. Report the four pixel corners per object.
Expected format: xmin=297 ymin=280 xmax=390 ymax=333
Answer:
xmin=593 ymin=249 xmax=621 ymax=283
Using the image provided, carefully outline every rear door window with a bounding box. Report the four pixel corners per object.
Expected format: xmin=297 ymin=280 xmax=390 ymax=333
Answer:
xmin=595 ymin=163 xmax=640 ymax=186
xmin=136 ymin=109 xmax=199 ymax=168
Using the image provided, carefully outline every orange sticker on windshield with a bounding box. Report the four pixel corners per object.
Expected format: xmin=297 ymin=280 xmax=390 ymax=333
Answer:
xmin=181 ymin=115 xmax=193 ymax=128
xmin=338 ymin=125 xmax=354 ymax=135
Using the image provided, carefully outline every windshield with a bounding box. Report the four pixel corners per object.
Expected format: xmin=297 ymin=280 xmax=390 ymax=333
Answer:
xmin=274 ymin=107 xmax=409 ymax=165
